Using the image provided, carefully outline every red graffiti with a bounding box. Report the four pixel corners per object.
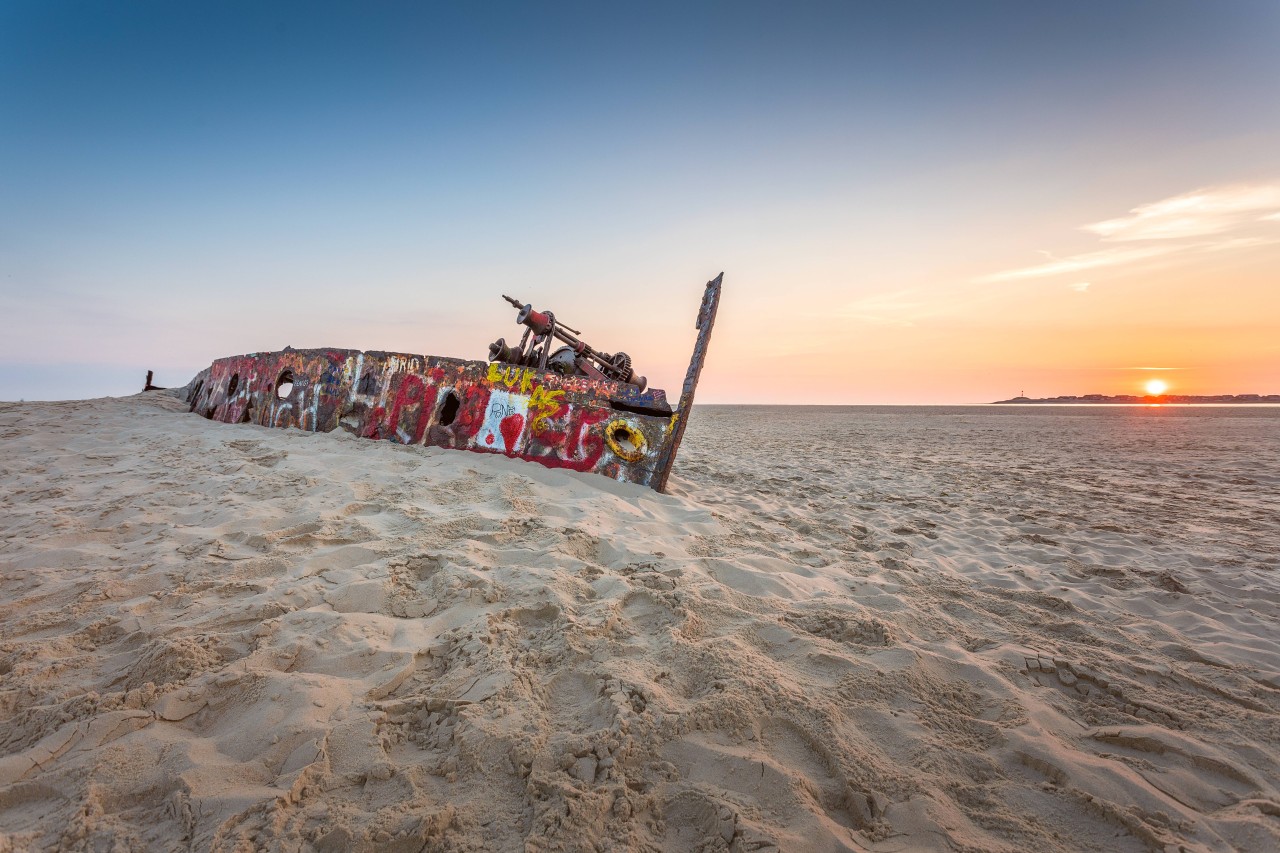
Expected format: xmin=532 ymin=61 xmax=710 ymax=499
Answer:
xmin=387 ymin=375 xmax=439 ymax=445
xmin=190 ymin=345 xmax=676 ymax=488
xmin=530 ymin=397 xmax=572 ymax=446
xmin=500 ymin=413 xmax=525 ymax=454
xmin=453 ymin=385 xmax=491 ymax=439
xmin=364 ymin=406 xmax=386 ymax=439
xmin=532 ymin=407 xmax=607 ymax=472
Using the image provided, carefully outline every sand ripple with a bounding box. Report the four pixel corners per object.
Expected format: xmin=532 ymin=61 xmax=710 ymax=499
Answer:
xmin=0 ymin=396 xmax=1277 ymax=851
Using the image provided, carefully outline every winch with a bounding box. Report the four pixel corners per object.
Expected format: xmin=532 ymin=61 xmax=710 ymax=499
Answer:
xmin=488 ymin=295 xmax=647 ymax=391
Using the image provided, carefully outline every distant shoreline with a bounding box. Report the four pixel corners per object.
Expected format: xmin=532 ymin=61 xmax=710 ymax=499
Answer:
xmin=993 ymin=394 xmax=1280 ymax=405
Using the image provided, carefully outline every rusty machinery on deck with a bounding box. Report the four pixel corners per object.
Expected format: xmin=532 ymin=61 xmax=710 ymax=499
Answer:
xmin=488 ymin=296 xmax=647 ymax=392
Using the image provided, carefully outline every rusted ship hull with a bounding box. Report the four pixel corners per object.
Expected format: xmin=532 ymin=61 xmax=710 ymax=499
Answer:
xmin=181 ymin=274 xmax=721 ymax=491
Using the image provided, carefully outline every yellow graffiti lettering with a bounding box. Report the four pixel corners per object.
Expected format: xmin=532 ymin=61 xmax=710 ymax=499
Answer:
xmin=488 ymin=362 xmax=537 ymax=393
xmin=528 ymin=385 xmax=565 ymax=434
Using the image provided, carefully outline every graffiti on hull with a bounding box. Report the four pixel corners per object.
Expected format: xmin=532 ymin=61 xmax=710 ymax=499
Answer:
xmin=181 ymin=274 xmax=722 ymax=491
xmin=185 ymin=350 xmax=674 ymax=486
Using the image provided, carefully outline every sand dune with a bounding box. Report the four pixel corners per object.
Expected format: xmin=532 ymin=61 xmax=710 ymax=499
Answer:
xmin=1 ymin=394 xmax=1277 ymax=851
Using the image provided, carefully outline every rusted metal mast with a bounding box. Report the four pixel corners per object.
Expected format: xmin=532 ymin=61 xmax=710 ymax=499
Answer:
xmin=653 ymin=272 xmax=723 ymax=492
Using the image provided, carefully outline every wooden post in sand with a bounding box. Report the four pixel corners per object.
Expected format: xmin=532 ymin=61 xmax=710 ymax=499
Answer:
xmin=653 ymin=272 xmax=723 ymax=493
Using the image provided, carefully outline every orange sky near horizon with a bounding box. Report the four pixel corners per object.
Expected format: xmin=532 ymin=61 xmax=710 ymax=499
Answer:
xmin=670 ymin=182 xmax=1280 ymax=404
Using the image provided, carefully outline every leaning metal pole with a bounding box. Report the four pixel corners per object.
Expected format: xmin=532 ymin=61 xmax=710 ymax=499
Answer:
xmin=653 ymin=272 xmax=723 ymax=493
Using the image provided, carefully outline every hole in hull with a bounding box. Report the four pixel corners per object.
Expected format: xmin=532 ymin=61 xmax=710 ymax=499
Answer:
xmin=439 ymin=391 xmax=460 ymax=427
xmin=611 ymin=427 xmax=638 ymax=454
xmin=227 ymin=373 xmax=239 ymax=396
xmin=605 ymin=418 xmax=647 ymax=462
xmin=276 ymin=370 xmax=295 ymax=400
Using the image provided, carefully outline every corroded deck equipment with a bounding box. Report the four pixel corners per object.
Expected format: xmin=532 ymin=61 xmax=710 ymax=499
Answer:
xmin=178 ymin=274 xmax=722 ymax=491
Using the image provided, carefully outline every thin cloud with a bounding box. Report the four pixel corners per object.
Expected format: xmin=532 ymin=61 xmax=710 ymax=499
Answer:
xmin=1198 ymin=236 xmax=1279 ymax=252
xmin=833 ymin=290 xmax=936 ymax=326
xmin=980 ymin=182 xmax=1280 ymax=282
xmin=1070 ymin=282 xmax=1090 ymax=292
xmin=1083 ymin=183 xmax=1280 ymax=241
xmin=978 ymin=244 xmax=1179 ymax=282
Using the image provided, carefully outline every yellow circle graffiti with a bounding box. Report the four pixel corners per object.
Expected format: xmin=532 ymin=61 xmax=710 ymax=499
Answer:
xmin=604 ymin=419 xmax=648 ymax=462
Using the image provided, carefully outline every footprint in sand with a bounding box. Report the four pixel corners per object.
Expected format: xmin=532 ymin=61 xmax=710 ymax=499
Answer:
xmin=658 ymin=718 xmax=882 ymax=849
xmin=620 ymin=589 xmax=680 ymax=635
xmin=1023 ymin=654 xmax=1180 ymax=727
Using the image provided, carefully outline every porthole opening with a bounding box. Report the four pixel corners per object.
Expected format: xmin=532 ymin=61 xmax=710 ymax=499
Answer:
xmin=604 ymin=418 xmax=647 ymax=462
xmin=439 ymin=391 xmax=460 ymax=426
xmin=227 ymin=373 xmax=239 ymax=396
xmin=276 ymin=369 xmax=295 ymax=400
xmin=611 ymin=426 xmax=638 ymax=454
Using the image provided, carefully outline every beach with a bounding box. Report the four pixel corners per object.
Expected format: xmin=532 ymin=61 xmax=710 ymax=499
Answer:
xmin=1 ymin=393 xmax=1278 ymax=852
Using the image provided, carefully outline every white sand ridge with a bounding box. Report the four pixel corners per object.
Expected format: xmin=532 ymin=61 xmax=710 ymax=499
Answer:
xmin=0 ymin=394 xmax=1278 ymax=851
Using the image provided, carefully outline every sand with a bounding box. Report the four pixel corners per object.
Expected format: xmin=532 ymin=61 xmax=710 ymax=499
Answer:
xmin=1 ymin=393 xmax=1278 ymax=852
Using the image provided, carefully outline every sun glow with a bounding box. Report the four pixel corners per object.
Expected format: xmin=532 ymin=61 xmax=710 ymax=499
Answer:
xmin=1144 ymin=379 xmax=1169 ymax=395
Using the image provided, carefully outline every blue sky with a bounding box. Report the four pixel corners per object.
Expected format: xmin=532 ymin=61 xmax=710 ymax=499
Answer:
xmin=3 ymin=1 xmax=1278 ymax=401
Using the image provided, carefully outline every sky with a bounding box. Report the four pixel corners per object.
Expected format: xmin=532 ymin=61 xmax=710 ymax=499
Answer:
xmin=2 ymin=1 xmax=1278 ymax=403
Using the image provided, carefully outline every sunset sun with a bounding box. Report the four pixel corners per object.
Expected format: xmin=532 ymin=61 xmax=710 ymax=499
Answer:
xmin=1145 ymin=379 xmax=1169 ymax=395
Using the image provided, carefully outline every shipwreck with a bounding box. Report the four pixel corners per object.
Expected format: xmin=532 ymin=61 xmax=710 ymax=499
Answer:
xmin=175 ymin=273 xmax=722 ymax=492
